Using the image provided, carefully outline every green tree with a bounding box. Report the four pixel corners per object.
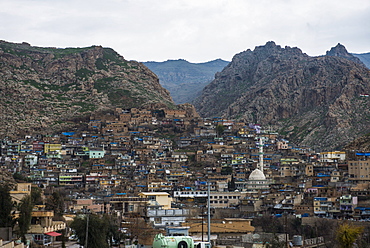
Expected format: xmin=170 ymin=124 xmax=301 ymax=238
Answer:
xmin=216 ymin=124 xmax=225 ymax=137
xmin=17 ymin=195 xmax=34 ymax=244
xmin=336 ymin=222 xmax=363 ymax=248
xmin=13 ymin=172 xmax=30 ymax=182
xmin=31 ymin=186 xmax=43 ymax=205
xmin=228 ymin=175 xmax=236 ymax=191
xmin=46 ymin=191 xmax=65 ymax=219
xmin=103 ymin=215 xmax=121 ymax=247
xmin=70 ymin=214 xmax=109 ymax=248
xmin=0 ymin=184 xmax=14 ymax=227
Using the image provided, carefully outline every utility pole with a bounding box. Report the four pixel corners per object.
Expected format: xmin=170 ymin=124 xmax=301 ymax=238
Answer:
xmin=284 ymin=213 xmax=288 ymax=248
xmin=85 ymin=213 xmax=89 ymax=248
xmin=201 ymin=206 xmax=204 ymax=242
xmin=207 ymin=182 xmax=211 ymax=243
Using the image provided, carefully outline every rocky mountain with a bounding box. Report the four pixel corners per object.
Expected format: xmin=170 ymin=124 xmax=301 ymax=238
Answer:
xmin=344 ymin=134 xmax=370 ymax=152
xmin=193 ymin=42 xmax=370 ymax=151
xmin=353 ymin=52 xmax=370 ymax=69
xmin=0 ymin=40 xmax=174 ymax=138
xmin=326 ymin=43 xmax=365 ymax=66
xmin=143 ymin=59 xmax=229 ymax=104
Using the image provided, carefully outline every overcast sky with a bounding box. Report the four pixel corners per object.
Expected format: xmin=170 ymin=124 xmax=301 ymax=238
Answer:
xmin=1 ymin=0 xmax=369 ymax=63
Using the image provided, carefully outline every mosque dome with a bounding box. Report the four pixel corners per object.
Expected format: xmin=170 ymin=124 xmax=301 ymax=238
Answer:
xmin=249 ymin=169 xmax=266 ymax=180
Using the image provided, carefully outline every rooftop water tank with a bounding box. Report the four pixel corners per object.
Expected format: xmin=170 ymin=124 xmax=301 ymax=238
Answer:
xmin=293 ymin=235 xmax=303 ymax=246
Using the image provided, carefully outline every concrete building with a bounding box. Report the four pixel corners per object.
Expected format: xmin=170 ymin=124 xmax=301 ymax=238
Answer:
xmin=348 ymin=158 xmax=370 ymax=182
xmin=147 ymin=206 xmax=190 ymax=228
xmin=138 ymin=192 xmax=173 ymax=209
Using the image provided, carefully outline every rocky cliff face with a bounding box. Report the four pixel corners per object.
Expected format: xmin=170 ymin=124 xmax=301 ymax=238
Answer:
xmin=327 ymin=43 xmax=365 ymax=66
xmin=193 ymin=42 xmax=370 ymax=150
xmin=0 ymin=41 xmax=174 ymax=138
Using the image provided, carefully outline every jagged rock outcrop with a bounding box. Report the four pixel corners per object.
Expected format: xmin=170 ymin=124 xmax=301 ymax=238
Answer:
xmin=193 ymin=41 xmax=370 ymax=150
xmin=327 ymin=43 xmax=365 ymax=66
xmin=0 ymin=41 xmax=174 ymax=138
xmin=177 ymin=103 xmax=201 ymax=118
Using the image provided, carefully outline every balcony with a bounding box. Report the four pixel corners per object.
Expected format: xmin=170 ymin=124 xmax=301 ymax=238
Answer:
xmin=32 ymin=211 xmax=54 ymax=217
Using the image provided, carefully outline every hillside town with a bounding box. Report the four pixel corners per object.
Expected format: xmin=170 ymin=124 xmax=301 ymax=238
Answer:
xmin=1 ymin=107 xmax=370 ymax=247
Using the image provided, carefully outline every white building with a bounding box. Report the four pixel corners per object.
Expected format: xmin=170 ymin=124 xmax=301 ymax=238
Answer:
xmin=319 ymin=151 xmax=346 ymax=163
xmin=147 ymin=206 xmax=190 ymax=228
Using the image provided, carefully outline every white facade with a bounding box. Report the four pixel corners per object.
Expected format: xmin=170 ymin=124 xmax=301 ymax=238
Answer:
xmin=319 ymin=151 xmax=346 ymax=163
xmin=148 ymin=208 xmax=189 ymax=228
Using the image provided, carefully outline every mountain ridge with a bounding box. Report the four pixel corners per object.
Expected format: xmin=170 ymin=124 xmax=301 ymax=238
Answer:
xmin=0 ymin=40 xmax=174 ymax=138
xmin=353 ymin=52 xmax=370 ymax=69
xmin=143 ymin=58 xmax=229 ymax=104
xmin=193 ymin=41 xmax=370 ymax=150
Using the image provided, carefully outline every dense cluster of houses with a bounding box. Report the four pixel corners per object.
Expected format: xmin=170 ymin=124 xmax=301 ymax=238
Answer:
xmin=1 ymin=107 xmax=370 ymax=247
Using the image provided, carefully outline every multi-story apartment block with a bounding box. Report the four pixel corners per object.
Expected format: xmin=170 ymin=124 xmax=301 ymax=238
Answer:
xmin=340 ymin=195 xmax=357 ymax=218
xmin=44 ymin=143 xmax=62 ymax=154
xmin=319 ymin=151 xmax=346 ymax=163
xmin=348 ymin=158 xmax=370 ymax=182
xmin=59 ymin=173 xmax=84 ymax=187
xmin=313 ymin=197 xmax=339 ymax=217
xmin=173 ymin=190 xmax=245 ymax=208
xmin=138 ymin=192 xmax=173 ymax=209
xmin=89 ymin=149 xmax=105 ymax=159
xmin=147 ymin=206 xmax=190 ymax=228
xmin=109 ymin=194 xmax=148 ymax=215
xmin=10 ymin=183 xmax=32 ymax=203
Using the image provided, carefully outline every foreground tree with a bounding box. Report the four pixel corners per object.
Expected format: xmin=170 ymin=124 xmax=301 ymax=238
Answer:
xmin=45 ymin=191 xmax=65 ymax=219
xmin=30 ymin=186 xmax=43 ymax=205
xmin=0 ymin=184 xmax=14 ymax=228
xmin=103 ymin=215 xmax=121 ymax=247
xmin=70 ymin=214 xmax=109 ymax=248
xmin=336 ymin=222 xmax=363 ymax=248
xmin=17 ymin=195 xmax=34 ymax=244
xmin=124 ymin=215 xmax=158 ymax=245
xmin=216 ymin=124 xmax=225 ymax=137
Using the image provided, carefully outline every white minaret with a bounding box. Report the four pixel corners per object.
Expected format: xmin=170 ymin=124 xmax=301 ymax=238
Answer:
xmin=258 ymin=136 xmax=264 ymax=173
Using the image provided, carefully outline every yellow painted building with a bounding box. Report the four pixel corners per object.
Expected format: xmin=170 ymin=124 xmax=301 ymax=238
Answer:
xmin=44 ymin=143 xmax=62 ymax=154
xmin=10 ymin=183 xmax=31 ymax=203
xmin=138 ymin=192 xmax=173 ymax=209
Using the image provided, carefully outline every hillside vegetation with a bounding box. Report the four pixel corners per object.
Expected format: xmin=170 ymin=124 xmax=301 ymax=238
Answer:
xmin=0 ymin=41 xmax=174 ymax=138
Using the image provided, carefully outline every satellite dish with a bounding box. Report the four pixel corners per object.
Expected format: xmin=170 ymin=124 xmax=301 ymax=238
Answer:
xmin=253 ymin=234 xmax=260 ymax=240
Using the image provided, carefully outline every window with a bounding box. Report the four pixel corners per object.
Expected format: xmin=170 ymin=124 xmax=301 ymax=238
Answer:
xmin=154 ymin=217 xmax=162 ymax=224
